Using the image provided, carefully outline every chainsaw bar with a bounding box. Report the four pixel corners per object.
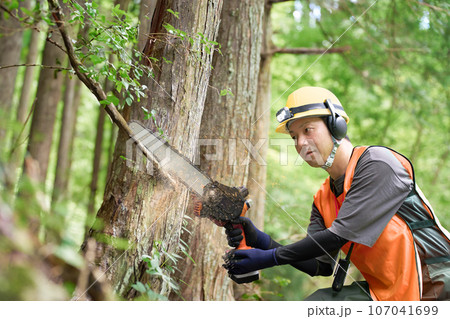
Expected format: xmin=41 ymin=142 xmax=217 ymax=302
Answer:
xmin=129 ymin=121 xmax=212 ymax=197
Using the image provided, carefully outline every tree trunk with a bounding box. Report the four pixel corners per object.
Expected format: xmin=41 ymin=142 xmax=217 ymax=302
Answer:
xmin=247 ymin=0 xmax=273 ymax=230
xmin=16 ymin=29 xmax=41 ymax=125
xmin=87 ymin=105 xmax=106 ymax=216
xmin=84 ymin=0 xmax=223 ymax=300
xmin=137 ymin=0 xmax=157 ymax=52
xmin=104 ymin=119 xmax=117 ymax=186
xmin=51 ymin=73 xmax=80 ymax=206
xmin=51 ymin=0 xmax=92 ymax=207
xmin=22 ymin=34 xmax=67 ymax=185
xmin=173 ymin=0 xmax=265 ymax=301
xmin=0 ymin=0 xmax=29 ymax=151
xmin=4 ymin=28 xmax=41 ymax=194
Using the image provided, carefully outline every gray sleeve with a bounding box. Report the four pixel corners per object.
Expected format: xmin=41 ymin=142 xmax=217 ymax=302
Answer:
xmin=329 ymin=147 xmax=413 ymax=247
xmin=308 ymin=203 xmax=338 ymax=265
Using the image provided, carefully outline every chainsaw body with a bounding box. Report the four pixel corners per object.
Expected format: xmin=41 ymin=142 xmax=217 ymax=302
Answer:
xmin=193 ymin=182 xmax=259 ymax=284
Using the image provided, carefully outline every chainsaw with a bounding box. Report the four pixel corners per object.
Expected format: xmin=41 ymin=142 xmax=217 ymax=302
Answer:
xmin=129 ymin=121 xmax=259 ymax=284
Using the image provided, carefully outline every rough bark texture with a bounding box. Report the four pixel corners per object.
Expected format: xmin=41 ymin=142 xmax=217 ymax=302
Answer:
xmin=137 ymin=0 xmax=156 ymax=52
xmin=87 ymin=104 xmax=107 ymax=216
xmin=247 ymin=0 xmax=273 ymax=230
xmin=52 ymin=74 xmax=80 ymax=205
xmin=0 ymin=0 xmax=28 ymax=150
xmin=172 ymin=0 xmax=265 ymax=301
xmin=23 ymin=32 xmax=67 ymax=184
xmin=85 ymin=0 xmax=223 ymax=299
xmin=16 ymin=29 xmax=41 ymax=125
xmin=4 ymin=29 xmax=41 ymax=194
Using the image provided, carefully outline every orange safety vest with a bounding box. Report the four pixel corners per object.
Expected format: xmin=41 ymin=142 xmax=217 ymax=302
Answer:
xmin=313 ymin=146 xmax=450 ymax=301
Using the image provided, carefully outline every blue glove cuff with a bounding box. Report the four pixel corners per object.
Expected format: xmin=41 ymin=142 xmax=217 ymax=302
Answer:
xmin=255 ymin=229 xmax=271 ymax=250
xmin=272 ymin=248 xmax=279 ymax=265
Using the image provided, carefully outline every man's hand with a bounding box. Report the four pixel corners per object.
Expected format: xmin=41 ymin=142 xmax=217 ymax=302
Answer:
xmin=222 ymin=248 xmax=279 ymax=275
xmin=225 ymin=217 xmax=272 ymax=249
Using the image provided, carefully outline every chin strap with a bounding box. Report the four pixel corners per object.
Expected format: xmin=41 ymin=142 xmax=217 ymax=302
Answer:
xmin=321 ymin=136 xmax=342 ymax=170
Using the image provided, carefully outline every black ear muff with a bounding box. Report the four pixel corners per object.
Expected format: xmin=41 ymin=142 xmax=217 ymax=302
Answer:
xmin=324 ymin=99 xmax=347 ymax=140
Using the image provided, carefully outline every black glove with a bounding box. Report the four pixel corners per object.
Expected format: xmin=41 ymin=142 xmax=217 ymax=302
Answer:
xmin=225 ymin=217 xmax=271 ymax=250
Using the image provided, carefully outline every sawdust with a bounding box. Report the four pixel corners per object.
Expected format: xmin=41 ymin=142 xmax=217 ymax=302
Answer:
xmin=197 ymin=182 xmax=248 ymax=223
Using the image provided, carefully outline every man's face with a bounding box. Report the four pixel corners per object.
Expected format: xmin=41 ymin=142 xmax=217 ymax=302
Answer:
xmin=288 ymin=117 xmax=333 ymax=167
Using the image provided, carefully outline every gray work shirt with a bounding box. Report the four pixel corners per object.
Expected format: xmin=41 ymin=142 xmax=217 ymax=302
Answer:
xmin=309 ymin=146 xmax=414 ymax=250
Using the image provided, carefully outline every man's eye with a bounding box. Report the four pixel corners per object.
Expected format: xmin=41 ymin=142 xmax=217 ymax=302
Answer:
xmin=305 ymin=127 xmax=312 ymax=134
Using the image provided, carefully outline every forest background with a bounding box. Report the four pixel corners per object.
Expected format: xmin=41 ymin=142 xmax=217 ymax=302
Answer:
xmin=0 ymin=0 xmax=448 ymax=301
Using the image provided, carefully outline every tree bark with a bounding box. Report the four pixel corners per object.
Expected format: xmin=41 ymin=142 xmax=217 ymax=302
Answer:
xmin=4 ymin=29 xmax=41 ymax=194
xmin=138 ymin=0 xmax=157 ymax=52
xmin=51 ymin=0 xmax=92 ymax=208
xmin=87 ymin=105 xmax=106 ymax=216
xmin=16 ymin=30 xmax=41 ymax=125
xmin=84 ymin=0 xmax=223 ymax=299
xmin=0 ymin=0 xmax=29 ymax=151
xmin=247 ymin=0 xmax=273 ymax=230
xmin=51 ymin=73 xmax=80 ymax=206
xmin=23 ymin=32 xmax=67 ymax=185
xmin=173 ymin=0 xmax=265 ymax=301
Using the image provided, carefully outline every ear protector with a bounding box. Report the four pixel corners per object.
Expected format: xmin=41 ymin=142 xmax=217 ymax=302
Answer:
xmin=324 ymin=99 xmax=347 ymax=140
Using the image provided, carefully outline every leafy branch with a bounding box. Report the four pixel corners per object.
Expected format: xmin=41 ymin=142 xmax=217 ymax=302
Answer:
xmin=48 ymin=0 xmax=132 ymax=135
xmin=0 ymin=63 xmax=72 ymax=71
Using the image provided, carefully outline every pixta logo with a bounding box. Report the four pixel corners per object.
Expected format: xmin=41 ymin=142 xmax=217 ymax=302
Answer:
xmin=125 ymin=131 xmax=323 ymax=174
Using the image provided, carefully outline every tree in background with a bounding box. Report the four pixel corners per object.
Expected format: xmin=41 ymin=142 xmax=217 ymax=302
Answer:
xmin=0 ymin=0 xmax=29 ymax=152
xmin=172 ymin=0 xmax=265 ymax=300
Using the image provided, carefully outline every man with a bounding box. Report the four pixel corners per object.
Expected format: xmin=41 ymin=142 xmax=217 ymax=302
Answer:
xmin=223 ymin=86 xmax=450 ymax=301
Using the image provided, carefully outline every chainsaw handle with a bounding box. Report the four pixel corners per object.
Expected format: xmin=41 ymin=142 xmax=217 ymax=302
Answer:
xmin=233 ymin=200 xmax=252 ymax=250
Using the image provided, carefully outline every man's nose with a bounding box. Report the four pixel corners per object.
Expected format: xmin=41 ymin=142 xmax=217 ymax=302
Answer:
xmin=297 ymin=135 xmax=308 ymax=148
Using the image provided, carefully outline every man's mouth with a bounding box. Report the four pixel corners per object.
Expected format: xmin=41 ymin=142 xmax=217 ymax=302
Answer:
xmin=299 ymin=144 xmax=318 ymax=161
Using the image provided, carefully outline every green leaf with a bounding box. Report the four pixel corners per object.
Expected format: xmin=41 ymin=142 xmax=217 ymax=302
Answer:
xmin=163 ymin=23 xmax=175 ymax=33
xmin=162 ymin=57 xmax=172 ymax=64
xmin=167 ymin=9 xmax=180 ymax=19
xmin=116 ymin=81 xmax=123 ymax=93
xmin=9 ymin=0 xmax=19 ymax=10
xmin=181 ymin=249 xmax=196 ymax=264
xmin=89 ymin=54 xmax=105 ymax=65
xmin=73 ymin=1 xmax=84 ymax=13
xmin=20 ymin=7 xmax=33 ymax=17
xmin=125 ymin=97 xmax=133 ymax=106
xmin=220 ymin=89 xmax=233 ymax=96
xmin=132 ymin=282 xmax=147 ymax=294
xmin=146 ymin=289 xmax=168 ymax=301
xmin=107 ymin=94 xmax=120 ymax=106
xmin=112 ymin=4 xmax=126 ymax=17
